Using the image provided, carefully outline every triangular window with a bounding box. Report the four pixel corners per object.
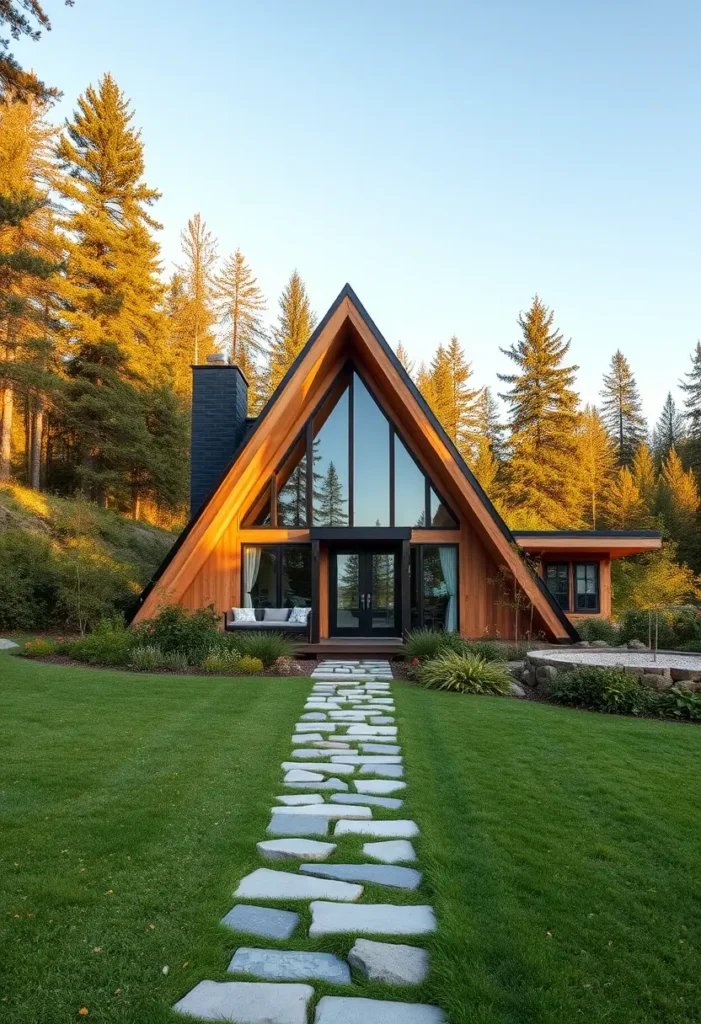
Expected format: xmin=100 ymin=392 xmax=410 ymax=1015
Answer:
xmin=242 ymin=366 xmax=458 ymax=529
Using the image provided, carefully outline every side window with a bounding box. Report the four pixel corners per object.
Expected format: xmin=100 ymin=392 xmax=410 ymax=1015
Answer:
xmin=545 ymin=563 xmax=570 ymax=611
xmin=574 ymin=563 xmax=599 ymax=612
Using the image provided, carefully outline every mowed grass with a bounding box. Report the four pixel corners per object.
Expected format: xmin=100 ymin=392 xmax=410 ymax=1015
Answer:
xmin=1 ymin=656 xmax=701 ymax=1023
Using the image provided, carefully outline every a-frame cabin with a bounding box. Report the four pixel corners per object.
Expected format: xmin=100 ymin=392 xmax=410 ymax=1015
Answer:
xmin=133 ymin=286 xmax=661 ymax=649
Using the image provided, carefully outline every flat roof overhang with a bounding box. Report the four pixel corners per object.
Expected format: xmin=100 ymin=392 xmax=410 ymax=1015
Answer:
xmin=513 ymin=530 xmax=662 ymax=559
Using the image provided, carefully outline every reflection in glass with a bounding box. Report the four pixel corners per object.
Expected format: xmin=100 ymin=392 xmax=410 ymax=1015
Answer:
xmin=353 ymin=374 xmax=390 ymax=526
xmin=545 ymin=563 xmax=569 ymax=611
xmin=430 ymin=486 xmax=457 ymax=527
xmin=281 ymin=547 xmax=312 ymax=606
xmin=394 ymin=435 xmax=426 ymax=526
xmin=244 ymin=486 xmax=271 ymax=526
xmin=313 ymin=389 xmax=349 ymax=525
xmin=248 ymin=546 xmax=276 ymax=607
xmin=419 ymin=545 xmax=458 ymax=631
xmin=371 ymin=552 xmax=395 ymax=629
xmin=277 ymin=454 xmax=308 ymax=526
xmin=336 ymin=553 xmax=360 ymax=628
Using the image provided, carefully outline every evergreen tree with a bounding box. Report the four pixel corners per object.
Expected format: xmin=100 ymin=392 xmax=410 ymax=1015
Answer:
xmin=395 ymin=341 xmax=414 ymax=377
xmin=679 ymin=341 xmax=701 ymax=479
xmin=315 ymin=460 xmax=347 ymax=526
xmin=600 ymin=350 xmax=647 ymax=466
xmin=56 ymin=74 xmax=166 ymax=381
xmin=603 ymin=466 xmax=646 ymax=529
xmin=163 ymin=272 xmax=191 ymax=399
xmin=651 ymin=392 xmax=685 ymax=467
xmin=214 ymin=247 xmax=267 ymax=363
xmin=498 ymin=296 xmax=582 ymax=528
xmin=579 ymin=404 xmax=616 ymax=528
xmin=656 ymin=448 xmax=699 ymax=565
xmin=417 ymin=337 xmax=481 ymax=460
xmin=477 ymin=386 xmax=505 ymax=461
xmin=176 ymin=212 xmax=218 ymax=368
xmin=471 ymin=388 xmax=505 ymax=503
xmin=631 ymin=443 xmax=658 ymax=519
xmin=265 ymin=270 xmax=315 ymax=397
xmin=0 ymin=0 xmax=72 ymax=102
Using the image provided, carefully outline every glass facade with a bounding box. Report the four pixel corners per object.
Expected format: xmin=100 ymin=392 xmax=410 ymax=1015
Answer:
xmin=544 ymin=561 xmax=600 ymax=614
xmin=313 ymin=389 xmax=349 ymax=526
xmin=545 ymin=563 xmax=570 ymax=611
xmin=353 ymin=374 xmax=390 ymax=526
xmin=243 ymin=545 xmax=312 ymax=608
xmin=277 ymin=454 xmax=308 ymax=527
xmin=410 ymin=545 xmax=458 ymax=632
xmin=395 ymin=434 xmax=427 ymax=527
xmin=575 ymin=563 xmax=599 ymax=612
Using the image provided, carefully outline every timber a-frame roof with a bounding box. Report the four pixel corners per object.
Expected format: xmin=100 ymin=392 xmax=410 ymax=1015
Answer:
xmin=134 ymin=284 xmax=578 ymax=641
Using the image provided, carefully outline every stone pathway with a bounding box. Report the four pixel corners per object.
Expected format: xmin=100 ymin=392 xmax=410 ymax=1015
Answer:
xmin=173 ymin=659 xmax=443 ymax=1023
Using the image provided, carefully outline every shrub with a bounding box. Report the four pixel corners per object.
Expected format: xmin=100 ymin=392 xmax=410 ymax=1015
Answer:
xmin=649 ymin=686 xmax=701 ymax=721
xmin=201 ymin=649 xmax=241 ymax=674
xmin=22 ymin=638 xmax=58 ymax=658
xmin=129 ymin=645 xmax=165 ymax=672
xmin=463 ymin=639 xmax=507 ymax=662
xmin=576 ymin=617 xmax=620 ymax=645
xmin=0 ymin=531 xmax=57 ymax=629
xmin=63 ymin=618 xmax=134 ymax=666
xmin=160 ymin=650 xmax=190 ymax=673
xmin=144 ymin=605 xmax=219 ymax=664
xmin=274 ymin=656 xmax=303 ymax=676
xmin=404 ymin=628 xmax=448 ymax=661
xmin=235 ymin=631 xmax=296 ymax=667
xmin=236 ymin=655 xmax=264 ymax=675
xmin=618 ymin=608 xmax=701 ymax=651
xmin=420 ymin=651 xmax=511 ymax=695
xmin=545 ymin=666 xmax=649 ymax=715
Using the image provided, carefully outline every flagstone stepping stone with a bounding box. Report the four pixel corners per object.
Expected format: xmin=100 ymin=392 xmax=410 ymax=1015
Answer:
xmin=348 ymin=939 xmax=429 ymax=985
xmin=291 ymin=748 xmax=347 ymax=759
xmin=315 ymin=995 xmax=442 ymax=1024
xmin=359 ymin=764 xmax=404 ymax=778
xmin=267 ymin=814 xmax=329 ymax=837
xmin=0 ymin=638 xmax=19 ymax=650
xmin=310 ymin=740 xmax=352 ymax=749
xmin=305 ymin=703 xmax=341 ymax=710
xmin=284 ymin=769 xmax=325 ymax=783
xmin=271 ymin=804 xmax=373 ymax=820
xmin=335 ymin=819 xmax=418 ymax=838
xmin=300 ymin=863 xmax=421 ymax=890
xmin=369 ymin=717 xmax=396 ymax=724
xmin=334 ymin=793 xmax=403 ymax=810
xmin=257 ymin=838 xmax=337 ymax=861
xmin=292 ymin=733 xmax=324 ymax=743
xmin=363 ymin=840 xmax=417 ymax=863
xmin=309 ymin=902 xmax=436 ymax=936
xmin=331 ymin=755 xmax=401 ymax=765
xmin=283 ymin=779 xmax=349 ymax=791
xmin=229 ymin=948 xmax=351 ymax=984
xmin=277 ymin=794 xmax=324 ymax=805
xmin=295 ymin=723 xmax=337 ymax=732
xmin=300 ymin=713 xmax=328 ymax=721
xmin=235 ymin=868 xmax=363 ymax=901
xmin=360 ymin=744 xmax=401 ymax=755
xmin=220 ymin=904 xmax=299 ymax=939
xmin=173 ymin=980 xmax=313 ymax=1023
xmin=283 ymin=761 xmax=355 ymax=775
xmin=329 ymin=711 xmax=375 ymax=719
xmin=355 ymin=779 xmax=406 ymax=795
xmin=346 ymin=726 xmax=397 ymax=736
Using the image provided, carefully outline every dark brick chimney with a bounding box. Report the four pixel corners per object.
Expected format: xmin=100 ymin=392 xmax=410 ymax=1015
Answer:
xmin=190 ymin=355 xmax=248 ymax=517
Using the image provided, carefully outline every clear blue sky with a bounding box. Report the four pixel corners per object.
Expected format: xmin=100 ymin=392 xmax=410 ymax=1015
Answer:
xmin=16 ymin=0 xmax=701 ymax=423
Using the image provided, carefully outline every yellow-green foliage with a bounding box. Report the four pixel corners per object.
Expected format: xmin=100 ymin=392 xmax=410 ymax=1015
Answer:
xmin=236 ymin=655 xmax=264 ymax=676
xmin=0 ymin=483 xmax=176 ymax=630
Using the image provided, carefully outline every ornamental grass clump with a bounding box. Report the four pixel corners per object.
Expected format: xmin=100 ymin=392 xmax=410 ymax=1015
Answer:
xmin=420 ymin=651 xmax=511 ymax=695
xmin=129 ymin=645 xmax=165 ymax=672
xmin=404 ymin=628 xmax=448 ymax=661
xmin=235 ymin=632 xmax=296 ymax=666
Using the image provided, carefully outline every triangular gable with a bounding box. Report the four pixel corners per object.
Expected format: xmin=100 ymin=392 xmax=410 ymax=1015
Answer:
xmin=134 ymin=285 xmax=577 ymax=641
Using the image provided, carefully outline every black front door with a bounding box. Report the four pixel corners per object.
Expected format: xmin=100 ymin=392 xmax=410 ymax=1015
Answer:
xmin=330 ymin=548 xmax=399 ymax=636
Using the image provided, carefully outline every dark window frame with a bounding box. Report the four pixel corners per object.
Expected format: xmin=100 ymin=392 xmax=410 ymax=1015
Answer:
xmin=240 ymin=543 xmax=312 ymax=608
xmin=241 ymin=361 xmax=459 ymax=530
xmin=544 ymin=562 xmax=570 ymax=613
xmin=410 ymin=542 xmax=460 ymax=632
xmin=574 ymin=561 xmax=600 ymax=614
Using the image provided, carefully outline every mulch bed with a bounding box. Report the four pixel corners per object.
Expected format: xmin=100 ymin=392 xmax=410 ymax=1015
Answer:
xmin=28 ymin=654 xmax=319 ymax=678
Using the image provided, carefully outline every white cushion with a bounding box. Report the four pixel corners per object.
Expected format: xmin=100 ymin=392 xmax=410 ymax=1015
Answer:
xmin=288 ymin=606 xmax=311 ymax=624
xmin=232 ymin=607 xmax=256 ymax=623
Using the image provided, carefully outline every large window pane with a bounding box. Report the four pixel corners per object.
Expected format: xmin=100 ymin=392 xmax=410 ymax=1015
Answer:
xmin=371 ymin=552 xmax=395 ymax=630
xmin=245 ymin=546 xmax=276 ymax=607
xmin=421 ymin=546 xmax=458 ymax=632
xmin=313 ymin=389 xmax=349 ymax=526
xmin=430 ymin=486 xmax=457 ymax=528
xmin=395 ymin=435 xmax=426 ymax=526
xmin=545 ymin=563 xmax=569 ymax=611
xmin=575 ymin=563 xmax=598 ymax=612
xmin=336 ymin=553 xmax=360 ymax=629
xmin=277 ymin=455 xmax=308 ymax=526
xmin=243 ymin=486 xmax=271 ymax=527
xmin=353 ymin=374 xmax=390 ymax=526
xmin=281 ymin=547 xmax=311 ymax=607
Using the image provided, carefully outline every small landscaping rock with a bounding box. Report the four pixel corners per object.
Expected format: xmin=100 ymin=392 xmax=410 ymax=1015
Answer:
xmin=173 ymin=980 xmax=312 ymax=1024
xmin=220 ymin=904 xmax=298 ymax=939
xmin=348 ymin=938 xmax=429 ymax=985
xmin=627 ymin=639 xmax=647 ymax=650
xmin=228 ymin=948 xmax=350 ymax=984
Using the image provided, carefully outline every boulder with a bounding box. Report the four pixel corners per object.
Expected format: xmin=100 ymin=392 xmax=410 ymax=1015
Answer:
xmin=575 ymin=640 xmax=591 ymax=647
xmin=509 ymin=681 xmax=526 ymax=698
xmin=671 ymin=667 xmax=701 ymax=682
xmin=627 ymin=639 xmax=647 ymax=650
xmin=674 ymin=679 xmax=701 ymax=693
xmin=639 ymin=673 xmax=674 ymax=691
xmin=521 ymin=667 xmax=536 ymax=687
xmin=590 ymin=640 xmax=610 ymax=648
xmin=505 ymin=661 xmax=524 ymax=679
xmin=535 ymin=664 xmax=558 ymax=686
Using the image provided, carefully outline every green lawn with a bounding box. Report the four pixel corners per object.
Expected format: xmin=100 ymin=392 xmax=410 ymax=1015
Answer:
xmin=1 ymin=655 xmax=700 ymax=1023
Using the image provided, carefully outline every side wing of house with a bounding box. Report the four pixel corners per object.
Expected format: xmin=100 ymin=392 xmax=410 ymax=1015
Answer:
xmin=134 ymin=286 xmax=578 ymax=643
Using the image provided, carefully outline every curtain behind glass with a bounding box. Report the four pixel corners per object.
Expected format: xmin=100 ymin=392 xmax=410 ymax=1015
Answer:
xmin=438 ymin=546 xmax=458 ymax=632
xmin=243 ymin=547 xmax=261 ymax=607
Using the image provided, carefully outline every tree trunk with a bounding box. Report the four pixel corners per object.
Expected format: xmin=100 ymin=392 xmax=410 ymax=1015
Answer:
xmin=31 ymin=399 xmax=43 ymax=490
xmin=131 ymin=472 xmax=141 ymax=520
xmin=0 ymin=384 xmax=13 ymax=482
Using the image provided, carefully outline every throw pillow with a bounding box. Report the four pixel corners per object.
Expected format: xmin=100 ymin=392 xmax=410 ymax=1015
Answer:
xmin=232 ymin=607 xmax=256 ymax=623
xmin=288 ymin=606 xmax=311 ymax=624
xmin=264 ymin=608 xmax=290 ymax=622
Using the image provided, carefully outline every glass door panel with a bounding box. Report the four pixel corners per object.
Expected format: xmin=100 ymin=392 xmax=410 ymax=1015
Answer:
xmin=330 ymin=549 xmax=399 ymax=636
xmin=370 ymin=552 xmax=395 ymax=631
xmin=335 ymin=553 xmax=361 ymax=630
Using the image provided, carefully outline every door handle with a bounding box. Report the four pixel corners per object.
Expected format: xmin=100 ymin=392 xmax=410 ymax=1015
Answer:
xmin=359 ymin=594 xmax=365 ymax=609
xmin=366 ymin=593 xmax=372 ymax=610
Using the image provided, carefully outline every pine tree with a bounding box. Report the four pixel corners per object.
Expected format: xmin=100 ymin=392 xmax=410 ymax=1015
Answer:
xmin=315 ymin=461 xmax=347 ymax=526
xmin=395 ymin=341 xmax=414 ymax=377
xmin=603 ymin=466 xmax=646 ymax=529
xmin=0 ymin=1 xmax=72 ymax=102
xmin=176 ymin=213 xmax=218 ymax=368
xmin=498 ymin=296 xmax=582 ymax=528
xmin=56 ymin=74 xmax=166 ymax=381
xmin=214 ymin=248 xmax=267 ymax=363
xmin=478 ymin=387 xmax=505 ymax=461
xmin=680 ymin=341 xmax=701 ymax=479
xmin=600 ymin=350 xmax=647 ymax=466
xmin=651 ymin=392 xmax=685 ymax=467
xmin=579 ymin=404 xmax=616 ymax=528
xmin=631 ymin=443 xmax=658 ymax=518
xmin=656 ymin=448 xmax=699 ymax=562
xmin=471 ymin=388 xmax=504 ymax=501
xmin=265 ymin=270 xmax=315 ymax=397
